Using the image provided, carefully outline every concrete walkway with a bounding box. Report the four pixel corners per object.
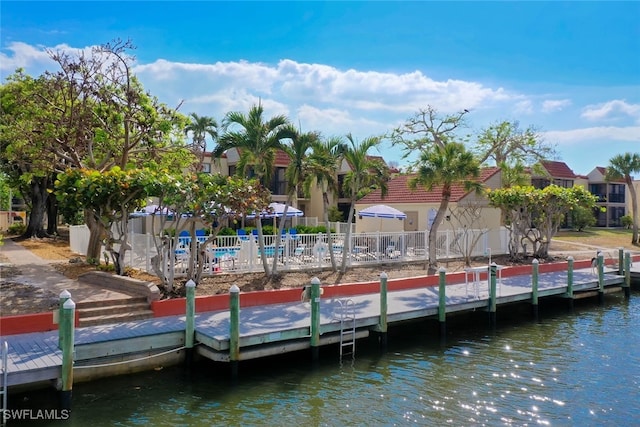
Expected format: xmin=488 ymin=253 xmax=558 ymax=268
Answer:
xmin=0 ymin=238 xmax=134 ymax=306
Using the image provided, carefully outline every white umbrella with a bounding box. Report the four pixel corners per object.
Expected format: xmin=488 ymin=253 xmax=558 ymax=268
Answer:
xmin=247 ymin=202 xmax=303 ymax=219
xmin=130 ymin=204 xmax=173 ymax=217
xmin=358 ymin=204 xmax=407 ymax=219
xmin=247 ymin=203 xmax=304 ymax=234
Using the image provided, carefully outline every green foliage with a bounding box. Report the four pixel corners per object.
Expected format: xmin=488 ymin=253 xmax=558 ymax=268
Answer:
xmin=328 ymin=206 xmax=343 ymax=222
xmin=487 ymin=184 xmax=599 ymax=258
xmin=61 ymin=210 xmax=85 ymax=226
xmin=261 ymin=225 xmax=275 ymax=235
xmin=621 ymin=215 xmax=633 ymax=229
xmin=55 ymin=167 xmax=155 ymax=225
xmin=294 ymin=225 xmax=330 ymax=234
xmin=217 ymin=227 xmax=236 ymax=236
xmin=0 ymin=173 xmax=11 ymax=210
xmin=8 ymin=223 xmax=26 ymax=235
xmin=97 ymin=263 xmax=116 ymax=272
xmin=571 ymin=205 xmax=596 ymax=231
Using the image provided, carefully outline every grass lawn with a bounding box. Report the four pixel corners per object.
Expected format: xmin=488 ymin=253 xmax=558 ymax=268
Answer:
xmin=555 ymin=228 xmax=637 ymax=251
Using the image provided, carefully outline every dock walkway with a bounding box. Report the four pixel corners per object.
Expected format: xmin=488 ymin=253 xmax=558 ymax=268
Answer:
xmin=1 ymin=264 xmax=630 ymax=389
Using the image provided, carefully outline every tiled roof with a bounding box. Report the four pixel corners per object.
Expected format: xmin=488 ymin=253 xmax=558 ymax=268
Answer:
xmin=595 ymin=166 xmax=627 ymax=183
xmin=358 ymin=167 xmax=500 ymax=204
xmin=274 ymin=150 xmax=290 ymax=166
xmin=539 ymin=160 xmax=576 ymax=179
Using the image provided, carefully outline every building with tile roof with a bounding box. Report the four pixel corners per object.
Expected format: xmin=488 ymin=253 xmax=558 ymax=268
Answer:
xmin=355 ymin=167 xmax=502 ymax=242
xmin=587 ymin=166 xmax=628 ymax=227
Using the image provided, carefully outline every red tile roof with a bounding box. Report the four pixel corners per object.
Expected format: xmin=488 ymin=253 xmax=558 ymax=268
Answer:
xmin=358 ymin=167 xmax=500 ymax=204
xmin=595 ymin=166 xmax=626 ymax=183
xmin=274 ymin=150 xmax=290 ymax=166
xmin=539 ymin=161 xmax=576 ymax=179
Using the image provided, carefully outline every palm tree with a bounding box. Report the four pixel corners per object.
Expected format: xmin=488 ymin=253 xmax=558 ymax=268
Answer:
xmin=304 ymin=136 xmax=347 ymax=271
xmin=214 ymin=103 xmax=293 ymax=274
xmin=184 ymin=113 xmax=218 ymax=172
xmin=409 ymin=142 xmax=482 ymax=274
xmin=340 ymin=134 xmax=388 ymax=273
xmin=271 ymin=127 xmax=318 ymax=275
xmin=605 ymin=152 xmax=640 ymax=244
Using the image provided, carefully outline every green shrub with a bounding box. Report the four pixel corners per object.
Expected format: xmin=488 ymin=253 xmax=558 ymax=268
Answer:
xmin=571 ymin=205 xmax=596 ymax=231
xmin=328 ymin=206 xmax=343 ymax=222
xmin=218 ymin=227 xmax=236 ymax=236
xmin=620 ymin=215 xmax=633 ymax=229
xmin=7 ymin=223 xmax=26 ymax=235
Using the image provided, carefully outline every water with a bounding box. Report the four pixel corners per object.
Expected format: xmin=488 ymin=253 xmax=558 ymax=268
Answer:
xmin=12 ymin=293 xmax=640 ymax=426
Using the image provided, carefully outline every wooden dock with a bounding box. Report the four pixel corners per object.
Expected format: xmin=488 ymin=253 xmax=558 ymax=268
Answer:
xmin=0 ymin=263 xmax=634 ymax=391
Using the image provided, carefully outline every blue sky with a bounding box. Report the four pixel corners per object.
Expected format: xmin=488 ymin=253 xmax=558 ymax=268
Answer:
xmin=2 ymin=1 xmax=639 ymax=175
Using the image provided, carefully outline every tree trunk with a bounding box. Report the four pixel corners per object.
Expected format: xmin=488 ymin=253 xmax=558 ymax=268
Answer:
xmin=427 ymin=195 xmax=450 ymax=275
xmin=271 ymin=197 xmax=294 ymax=276
xmin=627 ymin=176 xmax=639 ymax=244
xmin=84 ymin=209 xmax=105 ymax=263
xmin=22 ymin=177 xmax=49 ymax=238
xmin=323 ymin=192 xmax=337 ymax=271
xmin=256 ymin=220 xmax=271 ymax=275
xmin=46 ymin=193 xmax=58 ymax=236
xmin=340 ymin=201 xmax=356 ymax=273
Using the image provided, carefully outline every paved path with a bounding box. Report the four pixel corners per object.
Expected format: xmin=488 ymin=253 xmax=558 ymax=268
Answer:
xmin=0 ymin=238 xmax=133 ymax=305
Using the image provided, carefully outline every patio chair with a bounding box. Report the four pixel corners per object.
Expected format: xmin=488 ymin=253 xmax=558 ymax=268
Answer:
xmin=195 ymin=229 xmax=207 ymax=243
xmin=237 ymin=229 xmax=250 ymax=241
xmin=292 ymin=243 xmax=311 ymax=263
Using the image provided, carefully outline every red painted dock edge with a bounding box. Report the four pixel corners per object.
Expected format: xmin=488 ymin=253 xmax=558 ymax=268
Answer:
xmin=153 ymin=255 xmax=638 ymax=318
xmin=0 ymin=311 xmax=80 ymax=336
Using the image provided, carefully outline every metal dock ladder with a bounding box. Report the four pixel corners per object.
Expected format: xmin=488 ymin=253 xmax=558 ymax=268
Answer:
xmin=1 ymin=341 xmax=8 ymax=426
xmin=335 ymin=299 xmax=356 ymax=359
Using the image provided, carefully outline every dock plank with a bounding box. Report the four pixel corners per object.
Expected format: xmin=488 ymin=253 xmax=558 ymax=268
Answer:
xmin=1 ymin=266 xmax=627 ymax=388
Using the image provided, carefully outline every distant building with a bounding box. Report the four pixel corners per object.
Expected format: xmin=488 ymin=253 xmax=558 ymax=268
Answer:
xmin=587 ymin=167 xmax=627 ymax=227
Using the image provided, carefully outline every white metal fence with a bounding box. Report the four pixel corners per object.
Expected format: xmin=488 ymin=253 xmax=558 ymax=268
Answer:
xmin=70 ymin=225 xmax=509 ymax=278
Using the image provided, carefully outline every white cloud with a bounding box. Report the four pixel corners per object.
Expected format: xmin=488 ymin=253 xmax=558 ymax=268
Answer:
xmin=513 ymin=100 xmax=534 ymax=115
xmin=0 ymin=41 xmax=56 ymax=73
xmin=296 ymin=105 xmax=387 ymax=137
xmin=581 ymin=100 xmax=640 ymax=122
xmin=544 ymin=126 xmax=640 ymax=144
xmin=542 ymin=99 xmax=571 ymax=113
xmin=134 ymin=56 xmax=520 ymax=117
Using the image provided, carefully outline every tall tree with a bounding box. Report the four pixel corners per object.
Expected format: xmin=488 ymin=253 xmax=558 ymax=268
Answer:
xmin=474 ymin=120 xmax=556 ymax=167
xmin=51 ymin=40 xmax=190 ymax=260
xmin=390 ymin=105 xmax=470 ymax=156
xmin=271 ymin=127 xmax=318 ymax=275
xmin=488 ymin=185 xmax=599 ymax=259
xmin=0 ymin=71 xmax=60 ymax=238
xmin=409 ymin=142 xmax=482 ymax=274
xmin=214 ymin=102 xmax=293 ymax=274
xmin=340 ymin=134 xmax=388 ymax=273
xmin=1 ymin=40 xmax=191 ymax=255
xmin=605 ymin=152 xmax=640 ymax=244
xmin=305 ymin=136 xmax=347 ymax=271
xmin=184 ymin=113 xmax=218 ymax=172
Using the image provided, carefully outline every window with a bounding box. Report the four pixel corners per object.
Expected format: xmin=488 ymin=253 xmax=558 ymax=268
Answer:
xmin=589 ymin=184 xmax=607 ymax=202
xmin=202 ymin=163 xmax=211 ymax=173
xmin=609 ymin=207 xmax=625 ymax=226
xmin=553 ymin=179 xmax=573 ymax=188
xmin=270 ymin=167 xmax=287 ymax=195
xmin=531 ymin=178 xmax=550 ymax=189
xmin=608 ymin=184 xmax=625 ymax=203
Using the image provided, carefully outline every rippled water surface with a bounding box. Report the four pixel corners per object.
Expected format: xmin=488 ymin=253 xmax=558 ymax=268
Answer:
xmin=15 ymin=293 xmax=640 ymax=426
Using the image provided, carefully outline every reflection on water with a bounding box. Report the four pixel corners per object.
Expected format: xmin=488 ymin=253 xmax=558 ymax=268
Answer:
xmin=13 ymin=293 xmax=640 ymax=426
